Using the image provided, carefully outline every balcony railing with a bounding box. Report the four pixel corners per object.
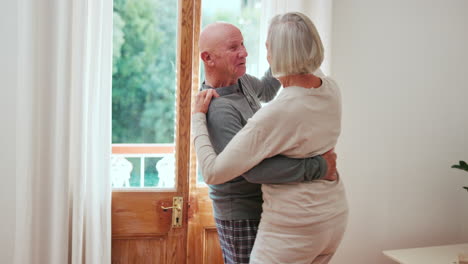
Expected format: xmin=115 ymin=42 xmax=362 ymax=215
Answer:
xmin=111 ymin=144 xmax=176 ymax=190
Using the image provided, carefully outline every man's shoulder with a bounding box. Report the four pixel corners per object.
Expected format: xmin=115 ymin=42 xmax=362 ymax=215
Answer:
xmin=208 ymin=96 xmax=238 ymax=111
xmin=240 ymin=73 xmax=254 ymax=80
xmin=206 ymin=97 xmax=242 ymax=122
xmin=239 ymin=73 xmax=257 ymax=85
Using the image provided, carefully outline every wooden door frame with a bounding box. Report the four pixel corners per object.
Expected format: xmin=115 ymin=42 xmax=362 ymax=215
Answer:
xmin=186 ymin=1 xmax=224 ymax=263
xmin=175 ymin=0 xmax=196 ymax=223
xmin=186 ymin=0 xmax=203 ymax=261
xmin=173 ymin=0 xmax=200 ymax=260
xmin=111 ymin=1 xmax=201 ymax=263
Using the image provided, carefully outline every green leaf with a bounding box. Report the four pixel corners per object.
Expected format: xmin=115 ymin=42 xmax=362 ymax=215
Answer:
xmin=451 ymin=160 xmax=468 ymax=172
xmin=463 ymin=186 xmax=468 ymax=192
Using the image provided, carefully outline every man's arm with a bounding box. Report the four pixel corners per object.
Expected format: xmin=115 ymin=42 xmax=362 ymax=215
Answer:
xmin=207 ymin=102 xmax=328 ymax=184
xmin=242 ymin=68 xmax=326 ymax=104
xmin=242 ymin=154 xmax=326 ymax=184
xmin=242 ymin=69 xmax=281 ymax=103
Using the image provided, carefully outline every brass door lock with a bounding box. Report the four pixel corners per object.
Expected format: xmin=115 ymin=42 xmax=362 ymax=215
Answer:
xmin=161 ymin=197 xmax=183 ymax=228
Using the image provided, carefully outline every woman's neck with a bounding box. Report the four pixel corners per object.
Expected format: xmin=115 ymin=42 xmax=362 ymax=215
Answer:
xmin=278 ymin=73 xmax=322 ymax=89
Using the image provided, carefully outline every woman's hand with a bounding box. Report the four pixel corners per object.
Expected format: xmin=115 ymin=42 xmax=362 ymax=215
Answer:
xmin=193 ymin=89 xmax=219 ymax=114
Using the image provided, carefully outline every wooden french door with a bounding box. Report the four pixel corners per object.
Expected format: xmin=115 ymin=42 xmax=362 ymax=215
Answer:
xmin=111 ymin=0 xmax=224 ymax=263
xmin=187 ymin=185 xmax=224 ymax=264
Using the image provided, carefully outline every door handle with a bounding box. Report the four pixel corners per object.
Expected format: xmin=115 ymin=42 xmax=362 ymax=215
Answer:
xmin=161 ymin=196 xmax=183 ymax=228
xmin=161 ymin=204 xmax=181 ymax=211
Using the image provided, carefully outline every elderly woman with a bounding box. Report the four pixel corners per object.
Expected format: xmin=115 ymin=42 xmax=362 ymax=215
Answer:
xmin=192 ymin=12 xmax=348 ymax=264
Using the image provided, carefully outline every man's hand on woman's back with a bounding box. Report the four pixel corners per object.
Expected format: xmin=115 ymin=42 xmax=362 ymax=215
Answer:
xmin=322 ymin=149 xmax=338 ymax=181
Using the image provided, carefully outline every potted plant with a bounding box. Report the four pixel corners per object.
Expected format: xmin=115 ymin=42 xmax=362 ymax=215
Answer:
xmin=452 ymin=160 xmax=468 ymax=192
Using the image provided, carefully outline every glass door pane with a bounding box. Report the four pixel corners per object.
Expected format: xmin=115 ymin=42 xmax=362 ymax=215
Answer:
xmin=112 ymin=0 xmax=178 ymax=190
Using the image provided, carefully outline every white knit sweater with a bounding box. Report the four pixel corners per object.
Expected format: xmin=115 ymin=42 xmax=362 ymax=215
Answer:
xmin=192 ymin=76 xmax=342 ymax=185
xmin=193 ymin=76 xmax=348 ymax=262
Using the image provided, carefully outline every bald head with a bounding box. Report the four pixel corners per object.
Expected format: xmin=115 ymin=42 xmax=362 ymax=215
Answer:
xmin=199 ymin=22 xmax=241 ymax=53
xmin=199 ymin=22 xmax=248 ymax=87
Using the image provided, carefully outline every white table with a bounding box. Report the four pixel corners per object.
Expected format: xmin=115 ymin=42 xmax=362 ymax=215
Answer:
xmin=383 ymin=243 xmax=468 ymax=264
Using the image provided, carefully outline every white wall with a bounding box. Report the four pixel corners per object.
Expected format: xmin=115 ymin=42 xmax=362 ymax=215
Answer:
xmin=330 ymin=0 xmax=468 ymax=263
xmin=259 ymin=0 xmax=334 ymax=74
xmin=0 ymin=1 xmax=17 ymax=264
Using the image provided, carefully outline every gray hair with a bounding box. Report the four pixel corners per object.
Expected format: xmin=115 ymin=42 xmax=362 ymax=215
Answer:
xmin=267 ymin=12 xmax=324 ymax=77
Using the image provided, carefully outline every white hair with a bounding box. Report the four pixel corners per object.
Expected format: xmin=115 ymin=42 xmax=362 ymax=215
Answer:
xmin=267 ymin=12 xmax=324 ymax=77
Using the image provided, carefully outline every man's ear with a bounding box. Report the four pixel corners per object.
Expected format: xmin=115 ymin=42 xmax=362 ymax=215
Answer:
xmin=201 ymin=51 xmax=214 ymax=66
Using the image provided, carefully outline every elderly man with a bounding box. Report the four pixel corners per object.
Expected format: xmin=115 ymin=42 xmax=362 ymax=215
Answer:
xmin=196 ymin=22 xmax=336 ymax=264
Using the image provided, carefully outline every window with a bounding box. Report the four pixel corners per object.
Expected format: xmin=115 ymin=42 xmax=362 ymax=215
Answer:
xmin=112 ymin=0 xmax=178 ymax=189
xmin=111 ymin=0 xmax=264 ymax=189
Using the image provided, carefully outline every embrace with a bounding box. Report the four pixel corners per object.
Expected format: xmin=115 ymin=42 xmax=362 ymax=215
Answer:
xmin=192 ymin=11 xmax=349 ymax=264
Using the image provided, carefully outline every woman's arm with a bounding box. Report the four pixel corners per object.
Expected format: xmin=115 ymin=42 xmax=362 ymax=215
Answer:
xmin=192 ymin=89 xmax=308 ymax=185
xmin=193 ymin=112 xmax=270 ymax=184
xmin=242 ymin=68 xmax=324 ymax=103
xmin=206 ymin=101 xmax=329 ymax=184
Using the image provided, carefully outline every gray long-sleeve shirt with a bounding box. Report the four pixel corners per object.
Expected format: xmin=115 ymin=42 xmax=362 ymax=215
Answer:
xmin=201 ymin=70 xmax=327 ymax=220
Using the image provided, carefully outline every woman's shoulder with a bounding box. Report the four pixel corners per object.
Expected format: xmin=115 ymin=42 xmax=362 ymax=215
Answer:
xmin=248 ymin=98 xmax=291 ymax=125
xmin=321 ymin=76 xmax=340 ymax=90
xmin=320 ymin=77 xmax=342 ymax=101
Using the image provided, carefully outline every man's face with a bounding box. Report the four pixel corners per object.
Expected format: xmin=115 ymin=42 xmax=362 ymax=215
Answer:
xmin=213 ymin=28 xmax=248 ymax=80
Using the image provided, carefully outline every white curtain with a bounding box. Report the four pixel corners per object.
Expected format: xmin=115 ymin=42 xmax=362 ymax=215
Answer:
xmin=15 ymin=0 xmax=113 ymax=263
xmin=259 ymin=0 xmax=334 ymax=75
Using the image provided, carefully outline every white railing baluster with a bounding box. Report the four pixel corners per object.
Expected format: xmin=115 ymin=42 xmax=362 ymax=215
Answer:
xmin=140 ymin=157 xmax=144 ymax=187
xmin=111 ymin=144 xmax=176 ymax=190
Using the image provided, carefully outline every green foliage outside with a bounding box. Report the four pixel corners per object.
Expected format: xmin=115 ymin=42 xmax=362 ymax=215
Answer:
xmin=113 ymin=0 xmax=177 ymax=144
xmin=112 ymin=0 xmax=261 ymax=144
xmin=144 ymin=157 xmax=160 ymax=187
xmin=112 ymin=0 xmax=261 ymax=185
xmin=125 ymin=157 xmax=161 ymax=188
